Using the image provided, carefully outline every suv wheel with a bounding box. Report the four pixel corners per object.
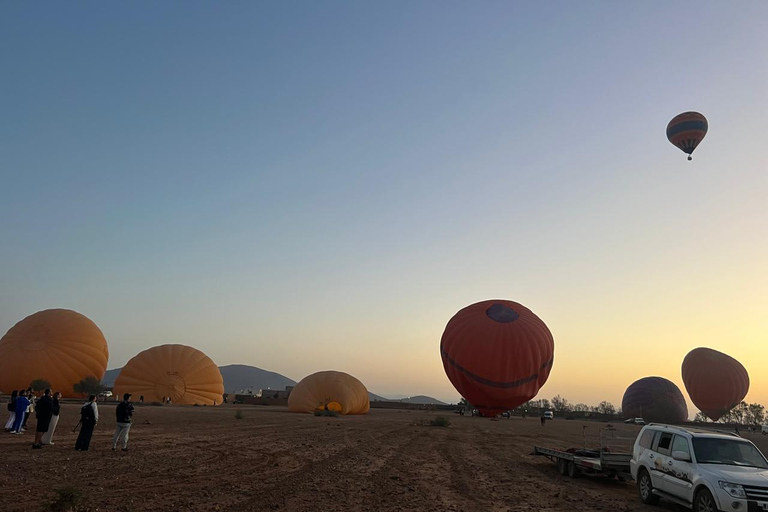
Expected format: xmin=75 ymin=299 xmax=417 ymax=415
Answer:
xmin=637 ymin=469 xmax=660 ymax=505
xmin=567 ymin=461 xmax=579 ymax=478
xmin=693 ymin=489 xmax=717 ymax=512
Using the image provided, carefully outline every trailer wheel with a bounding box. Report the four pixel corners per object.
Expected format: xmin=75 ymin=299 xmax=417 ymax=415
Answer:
xmin=557 ymin=459 xmax=568 ymax=475
xmin=567 ymin=461 xmax=579 ymax=478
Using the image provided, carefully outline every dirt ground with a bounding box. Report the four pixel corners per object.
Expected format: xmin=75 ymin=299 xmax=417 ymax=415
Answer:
xmin=5 ymin=404 xmax=768 ymax=512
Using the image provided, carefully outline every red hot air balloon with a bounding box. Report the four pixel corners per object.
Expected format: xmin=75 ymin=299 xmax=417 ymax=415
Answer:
xmin=667 ymin=111 xmax=708 ymax=161
xmin=682 ymin=347 xmax=749 ymax=421
xmin=440 ymin=300 xmax=554 ymax=416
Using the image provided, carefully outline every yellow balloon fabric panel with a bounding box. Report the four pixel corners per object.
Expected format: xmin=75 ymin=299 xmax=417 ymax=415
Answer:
xmin=0 ymin=309 xmax=109 ymax=398
xmin=288 ymin=371 xmax=370 ymax=415
xmin=115 ymin=344 xmax=223 ymax=406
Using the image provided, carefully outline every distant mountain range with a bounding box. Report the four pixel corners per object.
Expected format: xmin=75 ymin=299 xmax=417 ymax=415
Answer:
xmin=102 ymin=365 xmax=448 ymax=404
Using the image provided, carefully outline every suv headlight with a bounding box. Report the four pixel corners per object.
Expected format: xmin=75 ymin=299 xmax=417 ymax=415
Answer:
xmin=719 ymin=481 xmax=747 ymax=499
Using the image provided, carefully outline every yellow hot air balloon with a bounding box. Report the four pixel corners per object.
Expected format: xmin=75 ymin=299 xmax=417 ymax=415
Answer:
xmin=0 ymin=309 xmax=109 ymax=398
xmin=288 ymin=370 xmax=370 ymax=415
xmin=114 ymin=344 xmax=223 ymax=405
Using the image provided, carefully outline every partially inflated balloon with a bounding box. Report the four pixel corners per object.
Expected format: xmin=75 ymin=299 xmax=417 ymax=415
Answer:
xmin=682 ymin=347 xmax=749 ymax=421
xmin=288 ymin=371 xmax=369 ymax=414
xmin=114 ymin=344 xmax=224 ymax=405
xmin=0 ymin=309 xmax=109 ymax=398
xmin=667 ymin=111 xmax=708 ymax=161
xmin=440 ymin=300 xmax=554 ymax=416
xmin=622 ymin=377 xmax=688 ymax=423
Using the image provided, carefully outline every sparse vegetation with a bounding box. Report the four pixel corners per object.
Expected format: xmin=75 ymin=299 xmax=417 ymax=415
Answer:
xmin=73 ymin=376 xmax=104 ymax=397
xmin=40 ymin=486 xmax=87 ymax=512
xmin=429 ymin=416 xmax=451 ymax=427
xmin=314 ymin=409 xmax=338 ymax=417
xmin=30 ymin=379 xmax=52 ymax=392
xmin=412 ymin=416 xmax=451 ymax=427
xmin=235 ymin=410 xmax=244 ymax=420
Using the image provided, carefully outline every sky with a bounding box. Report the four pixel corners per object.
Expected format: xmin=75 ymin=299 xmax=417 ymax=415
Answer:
xmin=1 ymin=2 xmax=766 ymax=409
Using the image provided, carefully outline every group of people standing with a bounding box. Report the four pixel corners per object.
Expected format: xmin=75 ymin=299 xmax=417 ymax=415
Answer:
xmin=4 ymin=388 xmax=61 ymax=446
xmin=4 ymin=390 xmax=134 ymax=451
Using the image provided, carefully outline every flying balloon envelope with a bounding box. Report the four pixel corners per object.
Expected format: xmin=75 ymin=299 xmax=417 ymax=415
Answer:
xmin=288 ymin=370 xmax=370 ymax=414
xmin=622 ymin=376 xmax=688 ymax=423
xmin=440 ymin=300 xmax=554 ymax=416
xmin=667 ymin=111 xmax=708 ymax=160
xmin=682 ymin=347 xmax=749 ymax=421
xmin=114 ymin=344 xmax=224 ymax=405
xmin=0 ymin=309 xmax=109 ymax=398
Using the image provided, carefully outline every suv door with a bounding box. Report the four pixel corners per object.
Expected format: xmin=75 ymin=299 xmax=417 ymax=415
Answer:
xmin=650 ymin=432 xmax=674 ymax=489
xmin=662 ymin=435 xmax=694 ymax=502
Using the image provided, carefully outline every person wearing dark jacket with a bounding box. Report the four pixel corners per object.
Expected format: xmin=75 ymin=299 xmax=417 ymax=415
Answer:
xmin=74 ymin=395 xmax=98 ymax=451
xmin=41 ymin=392 xmax=61 ymax=445
xmin=112 ymin=393 xmax=135 ymax=451
xmin=33 ymin=389 xmax=54 ymax=449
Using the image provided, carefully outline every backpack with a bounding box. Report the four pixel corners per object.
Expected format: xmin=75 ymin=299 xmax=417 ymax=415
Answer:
xmin=81 ymin=403 xmax=95 ymax=423
xmin=116 ymin=402 xmax=134 ymax=423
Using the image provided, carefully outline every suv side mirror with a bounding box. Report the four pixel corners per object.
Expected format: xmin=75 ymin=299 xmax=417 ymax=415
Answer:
xmin=672 ymin=451 xmax=691 ymax=462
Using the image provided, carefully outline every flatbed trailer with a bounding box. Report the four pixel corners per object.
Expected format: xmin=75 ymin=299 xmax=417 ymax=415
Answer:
xmin=533 ymin=446 xmax=632 ymax=480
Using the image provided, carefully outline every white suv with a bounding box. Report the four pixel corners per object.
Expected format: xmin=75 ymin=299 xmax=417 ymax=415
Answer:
xmin=631 ymin=424 xmax=768 ymax=511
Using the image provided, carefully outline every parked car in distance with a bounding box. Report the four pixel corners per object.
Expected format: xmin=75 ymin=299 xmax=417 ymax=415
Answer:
xmin=762 ymin=424 xmax=768 ymax=435
xmin=99 ymin=390 xmax=113 ymax=398
xmin=630 ymin=423 xmax=768 ymax=511
xmin=543 ymin=411 xmax=554 ymax=420
xmin=625 ymin=418 xmax=646 ymax=425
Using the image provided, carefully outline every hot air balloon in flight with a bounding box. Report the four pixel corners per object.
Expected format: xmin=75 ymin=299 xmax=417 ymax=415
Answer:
xmin=667 ymin=111 xmax=708 ymax=160
xmin=0 ymin=309 xmax=109 ymax=398
xmin=622 ymin=377 xmax=688 ymax=423
xmin=440 ymin=300 xmax=554 ymax=416
xmin=682 ymin=347 xmax=749 ymax=421
xmin=288 ymin=371 xmax=370 ymax=414
xmin=114 ymin=344 xmax=224 ymax=405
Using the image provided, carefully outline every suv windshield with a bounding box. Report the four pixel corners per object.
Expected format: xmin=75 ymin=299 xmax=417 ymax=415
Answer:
xmin=692 ymin=438 xmax=768 ymax=468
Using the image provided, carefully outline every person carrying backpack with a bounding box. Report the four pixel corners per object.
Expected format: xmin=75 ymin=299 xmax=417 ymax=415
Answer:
xmin=74 ymin=395 xmax=98 ymax=451
xmin=112 ymin=393 xmax=134 ymax=452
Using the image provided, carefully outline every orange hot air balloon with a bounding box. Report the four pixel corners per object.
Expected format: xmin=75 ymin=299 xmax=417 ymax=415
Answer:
xmin=114 ymin=344 xmax=224 ymax=406
xmin=288 ymin=371 xmax=370 ymax=415
xmin=440 ymin=300 xmax=554 ymax=416
xmin=0 ymin=309 xmax=109 ymax=398
xmin=682 ymin=347 xmax=749 ymax=421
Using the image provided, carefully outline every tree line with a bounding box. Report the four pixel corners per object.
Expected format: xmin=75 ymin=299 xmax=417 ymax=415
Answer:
xmin=693 ymin=401 xmax=765 ymax=426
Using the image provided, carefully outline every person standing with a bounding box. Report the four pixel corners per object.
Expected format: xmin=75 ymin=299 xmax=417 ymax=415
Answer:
xmin=41 ymin=392 xmax=61 ymax=445
xmin=74 ymin=395 xmax=98 ymax=451
xmin=32 ymin=389 xmax=53 ymax=449
xmin=11 ymin=390 xmax=30 ymax=434
xmin=5 ymin=390 xmax=18 ymax=431
xmin=112 ymin=393 xmax=134 ymax=451
xmin=139 ymin=395 xmax=144 ymax=404
xmin=22 ymin=388 xmax=35 ymax=431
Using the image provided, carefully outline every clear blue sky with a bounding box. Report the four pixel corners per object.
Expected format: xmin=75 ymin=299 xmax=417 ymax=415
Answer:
xmin=1 ymin=2 xmax=766 ymax=405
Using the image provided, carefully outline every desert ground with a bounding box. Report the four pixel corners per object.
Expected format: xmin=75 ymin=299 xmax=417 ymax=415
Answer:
xmin=5 ymin=404 xmax=767 ymax=512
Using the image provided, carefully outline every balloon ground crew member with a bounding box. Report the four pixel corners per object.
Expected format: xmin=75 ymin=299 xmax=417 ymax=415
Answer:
xmin=113 ymin=393 xmax=134 ymax=451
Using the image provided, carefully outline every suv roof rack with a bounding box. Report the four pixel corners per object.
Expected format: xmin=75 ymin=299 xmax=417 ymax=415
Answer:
xmin=646 ymin=423 xmax=742 ymax=438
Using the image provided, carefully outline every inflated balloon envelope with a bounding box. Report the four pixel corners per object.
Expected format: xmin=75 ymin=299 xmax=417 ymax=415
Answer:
xmin=440 ymin=299 xmax=554 ymax=416
xmin=288 ymin=370 xmax=370 ymax=415
xmin=115 ymin=344 xmax=224 ymax=406
xmin=0 ymin=309 xmax=109 ymax=398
